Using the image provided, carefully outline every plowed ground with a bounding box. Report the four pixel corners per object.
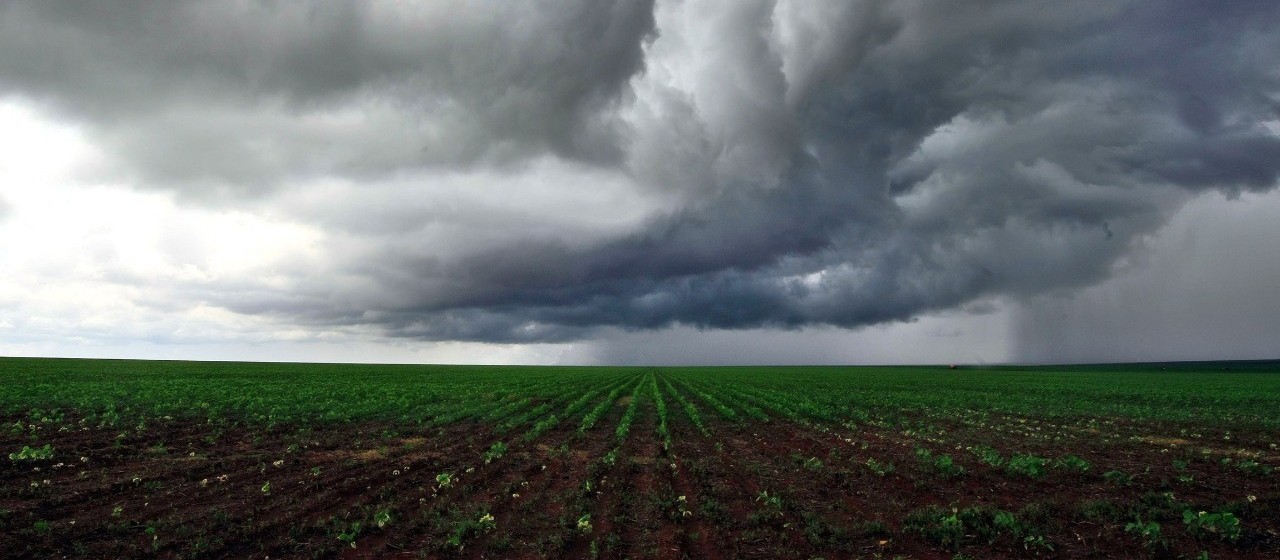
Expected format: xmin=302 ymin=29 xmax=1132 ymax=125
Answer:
xmin=2 ymin=400 xmax=1277 ymax=559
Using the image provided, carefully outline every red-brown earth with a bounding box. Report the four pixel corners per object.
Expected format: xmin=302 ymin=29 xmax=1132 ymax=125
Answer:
xmin=2 ymin=400 xmax=1277 ymax=559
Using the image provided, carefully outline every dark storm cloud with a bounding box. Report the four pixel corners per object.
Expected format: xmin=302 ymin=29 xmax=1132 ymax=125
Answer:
xmin=0 ymin=0 xmax=656 ymax=194
xmin=3 ymin=0 xmax=1279 ymax=343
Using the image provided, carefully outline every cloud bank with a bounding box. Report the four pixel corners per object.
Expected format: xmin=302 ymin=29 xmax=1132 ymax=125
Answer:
xmin=2 ymin=0 xmax=1278 ymax=346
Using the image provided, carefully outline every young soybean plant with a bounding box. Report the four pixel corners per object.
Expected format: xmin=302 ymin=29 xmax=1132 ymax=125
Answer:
xmin=580 ymin=379 xmax=636 ymax=433
xmin=8 ymin=444 xmax=54 ymax=461
xmin=686 ymin=382 xmax=737 ymax=421
xmin=613 ymin=379 xmax=645 ymax=444
xmin=552 ymin=377 xmax=628 ymax=439
xmin=482 ymin=441 xmax=508 ymax=464
xmin=651 ymin=374 xmax=672 ymax=451
xmin=1005 ymin=454 xmax=1048 ymax=478
xmin=663 ymin=378 xmax=709 ymax=436
xmin=521 ymin=413 xmax=560 ymax=443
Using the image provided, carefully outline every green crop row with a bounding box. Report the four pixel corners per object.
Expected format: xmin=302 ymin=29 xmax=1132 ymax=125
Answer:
xmin=3 ymin=358 xmax=1279 ymax=435
xmin=613 ymin=378 xmax=647 ymax=444
xmin=579 ymin=376 xmax=639 ymax=433
xmin=651 ymin=373 xmax=672 ymax=451
xmin=660 ymin=377 xmax=709 ymax=436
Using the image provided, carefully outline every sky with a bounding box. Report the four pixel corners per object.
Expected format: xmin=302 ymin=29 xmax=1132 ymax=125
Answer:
xmin=1 ymin=0 xmax=1278 ymax=365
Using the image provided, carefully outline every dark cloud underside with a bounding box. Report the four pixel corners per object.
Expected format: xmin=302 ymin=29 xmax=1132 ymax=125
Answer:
xmin=2 ymin=0 xmax=1278 ymax=343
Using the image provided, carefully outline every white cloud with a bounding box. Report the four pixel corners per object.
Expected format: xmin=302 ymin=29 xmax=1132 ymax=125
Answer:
xmin=0 ymin=100 xmax=330 ymax=349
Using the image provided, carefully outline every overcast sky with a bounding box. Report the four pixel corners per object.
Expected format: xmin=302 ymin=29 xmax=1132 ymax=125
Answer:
xmin=1 ymin=0 xmax=1278 ymax=365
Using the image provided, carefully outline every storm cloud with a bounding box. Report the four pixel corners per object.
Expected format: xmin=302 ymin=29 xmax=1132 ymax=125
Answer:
xmin=2 ymin=0 xmax=1278 ymax=345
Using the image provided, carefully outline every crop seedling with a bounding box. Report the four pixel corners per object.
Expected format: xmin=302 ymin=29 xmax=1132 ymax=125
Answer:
xmin=1005 ymin=454 xmax=1047 ymax=478
xmin=1183 ymin=510 xmax=1241 ymax=542
xmin=657 ymin=494 xmax=694 ymax=521
xmin=1235 ymin=460 xmax=1273 ymax=475
xmin=436 ymin=472 xmax=454 ymax=489
xmin=336 ymin=521 xmax=361 ymax=548
xmin=903 ymin=506 xmax=965 ymax=550
xmin=993 ymin=510 xmax=1020 ymax=535
xmin=916 ymin=448 xmax=964 ymax=478
xmin=523 ymin=413 xmax=560 ymax=443
xmin=580 ymin=383 xmax=630 ymax=433
xmin=482 ymin=441 xmax=508 ymax=464
xmin=1104 ymin=470 xmax=1135 ymax=486
xmin=755 ymin=490 xmax=783 ymax=518
xmin=865 ymin=458 xmax=894 ymax=476
xmin=9 ymin=444 xmax=54 ymax=461
xmin=1054 ymin=455 xmax=1090 ymax=473
xmin=675 ymin=495 xmax=691 ymax=519
xmin=683 ymin=382 xmax=737 ymax=421
xmin=613 ymin=379 xmax=644 ymax=443
xmin=602 ymin=448 xmax=619 ymax=466
xmin=374 ymin=509 xmax=392 ymax=529
xmin=577 ymin=514 xmax=592 ymax=534
xmin=1023 ymin=534 xmax=1053 ymax=551
xmin=663 ymin=378 xmax=709 ymax=435
xmin=914 ymin=447 xmax=931 ymax=461
xmin=145 ymin=525 xmax=159 ymax=551
xmin=972 ymin=446 xmax=1003 ymax=467
xmin=1125 ymin=518 xmax=1163 ymax=551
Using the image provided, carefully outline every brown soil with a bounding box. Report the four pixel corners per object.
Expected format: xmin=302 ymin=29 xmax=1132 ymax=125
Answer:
xmin=1 ymin=407 xmax=1277 ymax=559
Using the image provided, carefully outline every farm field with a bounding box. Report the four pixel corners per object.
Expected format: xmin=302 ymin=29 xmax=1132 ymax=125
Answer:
xmin=1 ymin=357 xmax=1278 ymax=559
